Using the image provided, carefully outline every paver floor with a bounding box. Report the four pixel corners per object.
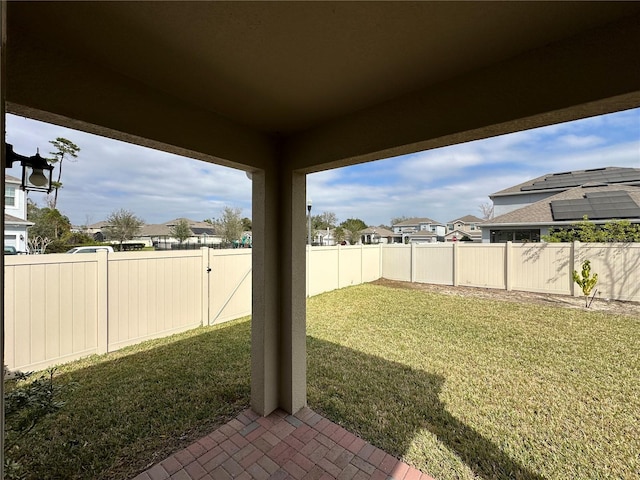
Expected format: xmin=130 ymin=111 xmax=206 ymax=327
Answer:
xmin=133 ymin=407 xmax=434 ymax=480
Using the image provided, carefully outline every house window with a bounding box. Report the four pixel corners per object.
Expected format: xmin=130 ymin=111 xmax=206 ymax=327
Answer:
xmin=490 ymin=229 xmax=541 ymax=243
xmin=470 ymin=224 xmax=476 ymax=230
xmin=447 ymin=223 xmax=454 ymax=231
xmin=5 ymin=186 xmax=16 ymax=207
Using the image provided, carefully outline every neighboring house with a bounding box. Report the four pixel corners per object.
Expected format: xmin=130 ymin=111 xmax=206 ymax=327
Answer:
xmin=136 ymin=218 xmax=222 ymax=249
xmin=4 ymin=175 xmax=33 ymax=253
xmin=360 ymin=226 xmax=394 ymax=244
xmin=490 ymin=167 xmax=640 ymax=217
xmin=82 ymin=220 xmax=111 ymax=241
xmin=482 ymin=183 xmax=640 ymax=243
xmin=313 ymin=228 xmax=336 ymax=246
xmin=391 ymin=217 xmax=446 ymax=243
xmin=445 ymin=215 xmax=483 ymax=242
xmin=87 ymin=217 xmax=223 ymax=248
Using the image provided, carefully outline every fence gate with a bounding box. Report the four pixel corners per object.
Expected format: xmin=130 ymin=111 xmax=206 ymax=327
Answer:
xmin=207 ymin=249 xmax=252 ymax=325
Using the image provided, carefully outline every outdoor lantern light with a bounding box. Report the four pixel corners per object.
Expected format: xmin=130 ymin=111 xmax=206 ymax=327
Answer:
xmin=5 ymin=143 xmax=54 ymax=193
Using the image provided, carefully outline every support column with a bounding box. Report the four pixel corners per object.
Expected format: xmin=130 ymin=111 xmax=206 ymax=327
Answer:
xmin=1 ymin=1 xmax=7 ymax=475
xmin=251 ymin=165 xmax=307 ymax=416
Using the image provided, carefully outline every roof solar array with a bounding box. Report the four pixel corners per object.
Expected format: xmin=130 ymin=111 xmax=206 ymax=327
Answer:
xmin=521 ymin=168 xmax=640 ymax=192
xmin=550 ymin=191 xmax=640 ymax=221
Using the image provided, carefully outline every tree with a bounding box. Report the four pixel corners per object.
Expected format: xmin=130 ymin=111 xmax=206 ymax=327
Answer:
xmin=391 ymin=216 xmax=410 ymax=226
xmin=312 ymin=211 xmax=337 ymax=230
xmin=105 ymin=209 xmax=144 ymax=249
xmin=340 ymin=218 xmax=367 ymax=244
xmin=215 ymin=206 xmax=244 ymax=246
xmin=170 ymin=218 xmax=192 ymax=244
xmin=27 ymin=202 xmax=72 ymax=241
xmin=478 ymin=203 xmax=494 ymax=220
xmin=573 ymin=259 xmax=598 ymax=308
xmin=543 ymin=216 xmax=640 ymax=243
xmin=241 ymin=217 xmax=252 ymax=231
xmin=27 ymin=236 xmax=53 ymax=255
xmin=48 ymin=137 xmax=80 ymax=209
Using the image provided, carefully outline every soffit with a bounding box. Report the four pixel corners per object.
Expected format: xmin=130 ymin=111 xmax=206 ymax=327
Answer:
xmin=8 ymin=1 xmax=640 ymax=134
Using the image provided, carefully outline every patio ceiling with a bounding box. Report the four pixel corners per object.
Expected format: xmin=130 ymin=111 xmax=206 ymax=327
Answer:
xmin=6 ymin=1 xmax=640 ymax=172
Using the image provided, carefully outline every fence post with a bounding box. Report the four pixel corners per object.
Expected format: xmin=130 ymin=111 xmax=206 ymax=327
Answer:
xmin=360 ymin=243 xmax=364 ymax=285
xmin=379 ymin=243 xmax=383 ymax=280
xmin=201 ymin=247 xmax=209 ymax=326
xmin=453 ymin=242 xmax=460 ymax=286
xmin=505 ymin=241 xmax=512 ymax=291
xmin=306 ymin=244 xmax=310 ymax=298
xmin=96 ymin=250 xmax=109 ymax=354
xmin=410 ymin=242 xmax=416 ymax=283
xmin=337 ymin=243 xmax=341 ymax=290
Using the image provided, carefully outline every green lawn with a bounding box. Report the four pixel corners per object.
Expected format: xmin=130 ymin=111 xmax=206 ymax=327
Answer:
xmin=8 ymin=283 xmax=640 ymax=479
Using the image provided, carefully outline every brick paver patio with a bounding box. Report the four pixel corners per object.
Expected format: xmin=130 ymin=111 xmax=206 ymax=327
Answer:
xmin=133 ymin=407 xmax=434 ymax=480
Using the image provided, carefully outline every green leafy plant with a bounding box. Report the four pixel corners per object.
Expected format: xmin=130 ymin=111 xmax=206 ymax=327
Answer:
xmin=4 ymin=368 xmax=68 ymax=479
xmin=572 ymin=259 xmax=598 ymax=307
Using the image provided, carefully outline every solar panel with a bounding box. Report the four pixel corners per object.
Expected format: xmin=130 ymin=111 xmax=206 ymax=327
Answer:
xmin=521 ymin=168 xmax=640 ymax=192
xmin=550 ymin=191 xmax=640 ymax=220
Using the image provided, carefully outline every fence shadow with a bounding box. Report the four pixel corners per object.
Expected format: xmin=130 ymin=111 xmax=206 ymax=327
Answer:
xmin=589 ymin=243 xmax=640 ymax=301
xmin=19 ymin=320 xmax=252 ymax=479
xmin=308 ymin=336 xmax=545 ymax=480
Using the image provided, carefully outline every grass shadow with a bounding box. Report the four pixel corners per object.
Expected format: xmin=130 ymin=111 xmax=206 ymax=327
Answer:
xmin=14 ymin=319 xmax=252 ymax=480
xmin=308 ymin=336 xmax=546 ymax=480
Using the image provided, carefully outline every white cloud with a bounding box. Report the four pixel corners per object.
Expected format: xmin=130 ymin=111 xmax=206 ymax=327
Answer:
xmin=556 ymin=134 xmax=605 ymax=149
xmin=7 ymin=107 xmax=640 ymax=229
xmin=7 ymin=115 xmax=252 ymax=225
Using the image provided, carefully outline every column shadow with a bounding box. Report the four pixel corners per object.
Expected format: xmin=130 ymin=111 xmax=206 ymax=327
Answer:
xmin=307 ymin=336 xmax=545 ymax=480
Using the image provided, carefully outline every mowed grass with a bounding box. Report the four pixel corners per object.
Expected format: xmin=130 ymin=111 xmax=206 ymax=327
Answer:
xmin=12 ymin=319 xmax=252 ymax=480
xmin=10 ymin=283 xmax=640 ymax=479
xmin=307 ymin=284 xmax=640 ymax=480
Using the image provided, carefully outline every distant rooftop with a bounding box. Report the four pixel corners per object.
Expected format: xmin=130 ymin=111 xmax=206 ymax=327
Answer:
xmin=491 ymin=167 xmax=640 ymax=197
xmin=393 ymin=217 xmax=443 ymax=226
xmin=485 ymin=183 xmax=640 ymax=225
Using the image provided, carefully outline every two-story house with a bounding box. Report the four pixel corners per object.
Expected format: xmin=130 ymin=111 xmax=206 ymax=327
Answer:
xmin=391 ymin=217 xmax=446 ymax=243
xmin=482 ymin=167 xmax=640 ymax=243
xmin=445 ymin=215 xmax=484 ymax=242
xmin=4 ymin=174 xmax=33 ymax=253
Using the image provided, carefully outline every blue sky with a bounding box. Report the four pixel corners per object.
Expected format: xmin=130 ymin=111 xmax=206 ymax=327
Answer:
xmin=6 ymin=108 xmax=639 ymax=227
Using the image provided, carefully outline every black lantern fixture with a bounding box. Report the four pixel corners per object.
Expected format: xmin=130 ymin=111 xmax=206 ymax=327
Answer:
xmin=307 ymin=199 xmax=312 ymax=245
xmin=5 ymin=143 xmax=54 ymax=193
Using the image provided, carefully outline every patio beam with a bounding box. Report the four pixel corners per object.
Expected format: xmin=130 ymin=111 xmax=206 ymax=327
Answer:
xmin=287 ymin=14 xmax=640 ymax=173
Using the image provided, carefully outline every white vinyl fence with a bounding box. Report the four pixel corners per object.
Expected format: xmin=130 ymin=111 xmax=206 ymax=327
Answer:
xmin=382 ymin=242 xmax=640 ymax=302
xmin=4 ymin=242 xmax=639 ymax=371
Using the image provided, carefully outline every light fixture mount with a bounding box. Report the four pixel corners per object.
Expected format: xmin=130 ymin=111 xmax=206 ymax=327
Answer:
xmin=5 ymin=144 xmax=55 ymax=193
